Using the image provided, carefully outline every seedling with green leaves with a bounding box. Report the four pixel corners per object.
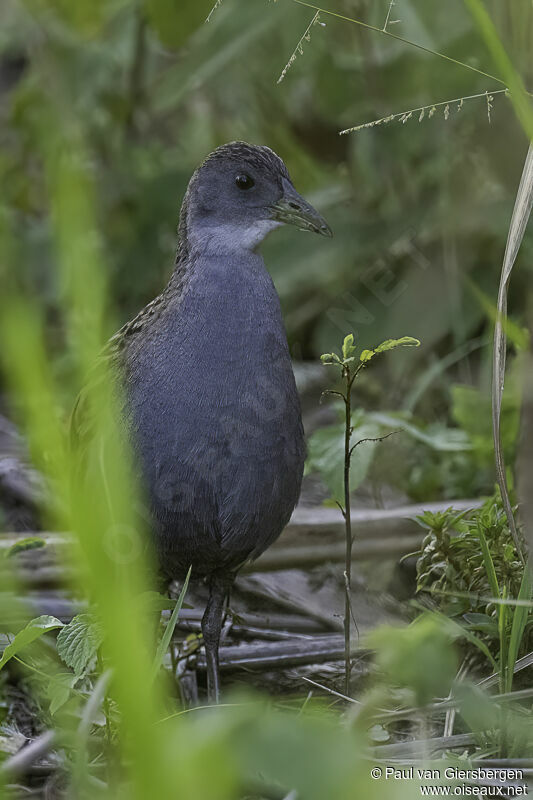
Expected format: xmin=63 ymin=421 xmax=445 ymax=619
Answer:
xmin=320 ymin=333 xmax=420 ymax=694
xmin=413 ymin=493 xmax=531 ymax=696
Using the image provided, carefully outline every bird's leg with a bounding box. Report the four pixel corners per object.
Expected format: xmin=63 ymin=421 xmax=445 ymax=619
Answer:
xmin=202 ymin=572 xmax=233 ymax=703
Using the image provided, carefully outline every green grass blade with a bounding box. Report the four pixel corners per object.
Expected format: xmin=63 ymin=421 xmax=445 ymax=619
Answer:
xmin=463 ymin=0 xmax=533 ymax=141
xmin=151 ymin=566 xmax=191 ymax=681
xmin=476 ymin=522 xmax=501 ymax=602
xmin=507 ymin=568 xmax=532 ymax=692
xmin=498 ymin=584 xmax=509 ymax=693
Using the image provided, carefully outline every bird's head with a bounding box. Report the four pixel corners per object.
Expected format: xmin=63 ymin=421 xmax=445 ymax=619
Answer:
xmin=181 ymin=141 xmax=332 ymax=254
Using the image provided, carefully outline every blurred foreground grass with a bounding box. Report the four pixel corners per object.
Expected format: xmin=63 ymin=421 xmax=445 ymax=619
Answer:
xmin=1 ymin=1 xmax=533 ymax=797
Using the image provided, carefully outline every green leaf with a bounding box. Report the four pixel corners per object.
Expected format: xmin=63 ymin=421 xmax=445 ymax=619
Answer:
xmin=0 ymin=616 xmax=64 ymax=671
xmin=6 ymin=537 xmax=46 ymax=558
xmin=305 ymin=415 xmax=382 ymax=503
xmin=151 ymin=567 xmax=191 ymax=681
xmin=370 ymin=411 xmax=471 ymax=452
xmin=48 ymin=673 xmax=78 ymax=715
xmin=462 ymin=613 xmax=499 ymax=636
xmin=507 ymin=568 xmax=532 ymax=690
xmin=476 ymin=522 xmax=501 ymax=602
xmin=140 ymin=591 xmax=179 ymax=616
xmin=360 ymin=336 xmax=421 ymax=362
xmin=452 ymin=378 xmax=521 ymax=465
xmin=320 ymin=352 xmax=341 ymax=365
xmin=341 ymin=333 xmax=356 ymax=360
xmin=56 ymin=613 xmax=104 ymax=677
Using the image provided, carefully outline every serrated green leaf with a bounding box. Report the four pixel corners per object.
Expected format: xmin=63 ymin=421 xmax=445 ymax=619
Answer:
xmin=56 ymin=613 xmax=104 ymax=677
xmin=0 ymin=616 xmax=64 ymax=671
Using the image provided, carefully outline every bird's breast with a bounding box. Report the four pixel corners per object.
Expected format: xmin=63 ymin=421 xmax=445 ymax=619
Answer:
xmin=123 ymin=254 xmax=305 ymax=574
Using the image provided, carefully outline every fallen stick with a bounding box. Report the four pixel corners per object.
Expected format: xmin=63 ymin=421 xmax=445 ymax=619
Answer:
xmin=195 ymin=635 xmax=366 ymax=672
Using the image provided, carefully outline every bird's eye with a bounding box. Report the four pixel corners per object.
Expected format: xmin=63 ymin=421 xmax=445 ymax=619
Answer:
xmin=235 ymin=173 xmax=255 ymax=190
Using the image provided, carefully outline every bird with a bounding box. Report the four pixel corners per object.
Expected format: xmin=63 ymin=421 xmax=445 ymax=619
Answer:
xmin=71 ymin=141 xmax=332 ymax=701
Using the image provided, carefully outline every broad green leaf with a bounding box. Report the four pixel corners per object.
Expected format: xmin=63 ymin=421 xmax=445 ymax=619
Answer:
xmin=56 ymin=613 xmax=104 ymax=677
xmin=48 ymin=672 xmax=79 ymax=715
xmin=0 ymin=616 xmax=64 ymax=671
xmin=6 ymin=537 xmax=46 ymax=558
xmin=369 ymin=411 xmax=471 ymax=452
xmin=360 ymin=336 xmax=420 ymax=363
xmin=452 ymin=368 xmax=521 ymax=465
xmin=341 ymin=333 xmax=356 ymax=360
xmin=305 ymin=416 xmax=382 ymax=503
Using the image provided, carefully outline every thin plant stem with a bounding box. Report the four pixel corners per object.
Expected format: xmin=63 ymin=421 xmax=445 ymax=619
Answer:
xmin=277 ymin=10 xmax=321 ymax=83
xmin=343 ymin=366 xmax=352 ymax=696
xmin=383 ymin=1 xmax=395 ymax=32
xmin=289 ymin=0 xmax=506 ymax=87
xmin=339 ymin=88 xmax=508 ymax=134
xmin=321 ymin=337 xmax=418 ymax=698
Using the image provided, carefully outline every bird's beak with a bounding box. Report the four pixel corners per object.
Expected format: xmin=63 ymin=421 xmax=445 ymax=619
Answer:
xmin=269 ymin=177 xmax=333 ymax=237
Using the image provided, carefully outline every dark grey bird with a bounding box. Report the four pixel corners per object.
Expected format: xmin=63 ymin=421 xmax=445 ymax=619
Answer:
xmin=72 ymin=141 xmax=331 ymax=700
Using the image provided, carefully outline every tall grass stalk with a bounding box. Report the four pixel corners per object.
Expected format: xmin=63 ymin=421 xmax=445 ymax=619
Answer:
xmin=464 ymin=0 xmax=533 ymax=561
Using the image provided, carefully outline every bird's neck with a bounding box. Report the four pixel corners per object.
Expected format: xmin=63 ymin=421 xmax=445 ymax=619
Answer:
xmin=168 ymin=244 xmax=281 ymax=330
xmin=176 ymin=187 xmax=280 ymax=259
xmin=186 ymin=221 xmax=281 ymax=257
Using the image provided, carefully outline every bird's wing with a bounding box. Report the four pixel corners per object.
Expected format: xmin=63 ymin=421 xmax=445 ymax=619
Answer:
xmin=69 ymin=340 xmax=120 ymax=467
xmin=70 ymin=289 xmax=172 ymax=460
